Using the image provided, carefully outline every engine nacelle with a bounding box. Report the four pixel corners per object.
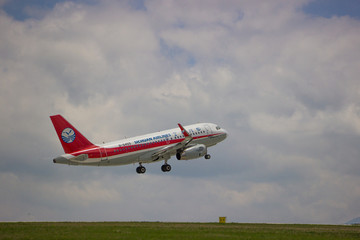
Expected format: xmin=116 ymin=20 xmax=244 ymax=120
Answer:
xmin=176 ymin=144 xmax=207 ymax=160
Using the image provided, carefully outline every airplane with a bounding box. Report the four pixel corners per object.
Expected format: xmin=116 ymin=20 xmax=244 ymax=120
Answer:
xmin=50 ymin=114 xmax=227 ymax=174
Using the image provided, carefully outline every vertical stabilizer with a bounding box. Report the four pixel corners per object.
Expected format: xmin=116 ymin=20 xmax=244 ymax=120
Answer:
xmin=50 ymin=115 xmax=95 ymax=153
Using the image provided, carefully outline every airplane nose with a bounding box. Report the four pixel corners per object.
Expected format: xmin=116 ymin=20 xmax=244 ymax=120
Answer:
xmin=217 ymin=128 xmax=228 ymax=142
xmin=222 ymin=129 xmax=228 ymax=138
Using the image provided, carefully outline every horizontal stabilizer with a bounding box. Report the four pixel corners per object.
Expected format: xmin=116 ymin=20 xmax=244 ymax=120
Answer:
xmin=70 ymin=154 xmax=88 ymax=162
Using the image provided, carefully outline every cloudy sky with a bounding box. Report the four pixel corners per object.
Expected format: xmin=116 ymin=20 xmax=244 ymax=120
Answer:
xmin=1 ymin=0 xmax=360 ymax=224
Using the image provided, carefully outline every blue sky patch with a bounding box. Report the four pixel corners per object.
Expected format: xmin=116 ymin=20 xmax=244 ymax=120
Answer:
xmin=303 ymin=0 xmax=360 ymax=19
xmin=3 ymin=0 xmax=360 ymax=21
xmin=2 ymin=0 xmax=60 ymax=20
xmin=2 ymin=0 xmax=97 ymax=21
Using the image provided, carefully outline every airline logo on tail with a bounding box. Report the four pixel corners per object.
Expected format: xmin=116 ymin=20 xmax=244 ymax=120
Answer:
xmin=61 ymin=128 xmax=76 ymax=143
xmin=50 ymin=115 xmax=96 ymax=154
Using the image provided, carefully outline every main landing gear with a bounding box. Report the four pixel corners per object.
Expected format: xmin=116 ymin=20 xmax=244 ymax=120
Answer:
xmin=136 ymin=163 xmax=172 ymax=174
xmin=161 ymin=164 xmax=171 ymax=172
xmin=161 ymin=159 xmax=171 ymax=172
xmin=205 ymin=154 xmax=211 ymax=160
xmin=136 ymin=164 xmax=146 ymax=174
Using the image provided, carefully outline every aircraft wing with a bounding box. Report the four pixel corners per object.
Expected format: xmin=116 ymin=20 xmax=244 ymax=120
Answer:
xmin=150 ymin=123 xmax=193 ymax=161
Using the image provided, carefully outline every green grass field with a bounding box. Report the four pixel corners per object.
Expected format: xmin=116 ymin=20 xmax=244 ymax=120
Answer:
xmin=0 ymin=222 xmax=359 ymax=240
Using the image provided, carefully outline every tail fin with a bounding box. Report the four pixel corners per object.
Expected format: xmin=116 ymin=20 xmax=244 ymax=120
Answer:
xmin=50 ymin=114 xmax=95 ymax=153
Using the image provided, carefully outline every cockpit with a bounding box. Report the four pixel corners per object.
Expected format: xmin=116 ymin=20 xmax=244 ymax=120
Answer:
xmin=213 ymin=125 xmax=227 ymax=141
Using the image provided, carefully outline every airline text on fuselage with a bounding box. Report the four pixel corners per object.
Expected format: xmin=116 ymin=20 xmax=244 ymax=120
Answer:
xmin=134 ymin=133 xmax=172 ymax=144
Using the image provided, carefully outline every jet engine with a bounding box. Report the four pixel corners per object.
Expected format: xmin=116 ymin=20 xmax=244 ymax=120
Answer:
xmin=176 ymin=144 xmax=207 ymax=160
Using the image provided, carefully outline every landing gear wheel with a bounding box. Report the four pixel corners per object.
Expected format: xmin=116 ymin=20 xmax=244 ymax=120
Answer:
xmin=205 ymin=154 xmax=211 ymax=160
xmin=136 ymin=165 xmax=146 ymax=174
xmin=161 ymin=164 xmax=171 ymax=172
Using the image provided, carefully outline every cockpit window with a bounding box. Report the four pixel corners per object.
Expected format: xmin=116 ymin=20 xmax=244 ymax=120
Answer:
xmin=216 ymin=126 xmax=221 ymax=130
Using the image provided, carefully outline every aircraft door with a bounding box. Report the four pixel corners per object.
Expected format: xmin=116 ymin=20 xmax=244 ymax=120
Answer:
xmin=165 ymin=135 xmax=171 ymax=145
xmin=100 ymin=147 xmax=108 ymax=161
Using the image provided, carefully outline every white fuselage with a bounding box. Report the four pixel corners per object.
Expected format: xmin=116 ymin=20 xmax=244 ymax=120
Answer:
xmin=54 ymin=123 xmax=227 ymax=166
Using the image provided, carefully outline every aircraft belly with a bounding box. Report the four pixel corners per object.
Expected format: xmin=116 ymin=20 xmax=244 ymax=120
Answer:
xmin=200 ymin=134 xmax=226 ymax=146
xmin=103 ymin=150 xmax=151 ymax=166
xmin=194 ymin=137 xmax=215 ymax=147
xmin=106 ymin=155 xmax=138 ymax=166
xmin=138 ymin=148 xmax=165 ymax=163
